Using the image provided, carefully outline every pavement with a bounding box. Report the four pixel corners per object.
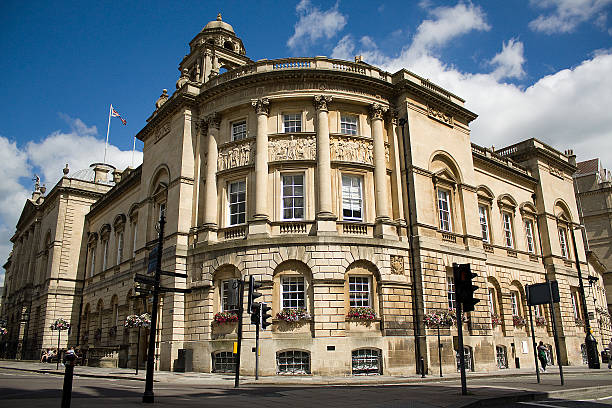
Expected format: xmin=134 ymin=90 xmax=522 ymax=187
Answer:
xmin=1 ymin=360 xmax=612 ymax=407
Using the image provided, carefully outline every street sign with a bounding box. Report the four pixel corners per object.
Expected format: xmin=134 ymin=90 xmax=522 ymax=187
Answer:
xmin=526 ymin=281 xmax=560 ymax=306
xmin=135 ymin=287 xmax=153 ymax=295
xmin=160 ymin=270 xmax=188 ymax=279
xmin=147 ymin=247 xmax=158 ymax=273
xmin=158 ymin=286 xmax=192 ymax=294
xmin=135 ymin=274 xmax=156 ymax=285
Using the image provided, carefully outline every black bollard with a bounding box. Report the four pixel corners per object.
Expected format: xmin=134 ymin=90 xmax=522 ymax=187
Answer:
xmin=420 ymin=357 xmax=426 ymax=378
xmin=61 ymin=353 xmax=77 ymax=408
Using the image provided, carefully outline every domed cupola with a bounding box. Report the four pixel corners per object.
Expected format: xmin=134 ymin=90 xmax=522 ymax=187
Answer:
xmin=177 ymin=13 xmax=251 ymax=85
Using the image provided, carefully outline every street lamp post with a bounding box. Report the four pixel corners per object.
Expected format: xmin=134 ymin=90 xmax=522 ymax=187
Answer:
xmin=569 ymin=226 xmax=600 ymax=369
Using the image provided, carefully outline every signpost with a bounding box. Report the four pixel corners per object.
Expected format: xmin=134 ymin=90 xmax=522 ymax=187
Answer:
xmin=526 ymin=281 xmax=563 ymax=385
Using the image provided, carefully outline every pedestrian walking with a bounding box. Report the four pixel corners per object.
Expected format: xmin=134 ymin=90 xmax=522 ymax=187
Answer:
xmin=537 ymin=341 xmax=548 ymax=372
xmin=608 ymin=338 xmax=612 ymax=369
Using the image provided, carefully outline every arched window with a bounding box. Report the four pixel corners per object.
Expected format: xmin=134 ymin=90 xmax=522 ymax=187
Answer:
xmin=213 ymin=265 xmax=240 ymax=312
xmin=114 ymin=215 xmax=126 ymax=266
xmin=344 ymin=261 xmax=379 ymax=317
xmin=223 ymin=41 xmax=234 ymax=51
xmin=276 ymin=350 xmax=310 ymax=374
xmin=352 ymin=348 xmax=382 ymax=375
xmin=212 ymin=351 xmax=236 ymax=373
xmin=430 ymin=153 xmax=462 ymax=234
xmin=274 ymin=261 xmax=312 ymax=317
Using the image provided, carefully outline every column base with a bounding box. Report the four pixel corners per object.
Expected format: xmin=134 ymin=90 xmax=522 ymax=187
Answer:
xmin=201 ymin=223 xmax=218 ymax=242
xmin=375 ymin=217 xmax=398 ymax=240
xmin=248 ymin=217 xmax=270 ymax=238
xmin=316 ymin=212 xmax=338 ymax=235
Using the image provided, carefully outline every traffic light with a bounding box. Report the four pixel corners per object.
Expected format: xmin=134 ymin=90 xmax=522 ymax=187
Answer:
xmin=247 ymin=275 xmax=262 ymax=314
xmin=251 ymin=303 xmax=261 ymax=325
xmin=260 ymin=303 xmax=272 ymax=330
xmin=453 ymin=263 xmax=480 ymax=312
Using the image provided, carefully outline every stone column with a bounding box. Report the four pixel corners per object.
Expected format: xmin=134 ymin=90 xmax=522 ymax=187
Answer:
xmin=203 ymin=113 xmax=220 ymax=241
xmin=387 ymin=109 xmax=406 ymax=238
xmin=314 ymin=95 xmax=337 ymax=235
xmin=370 ymin=103 xmax=397 ymax=239
xmin=249 ymin=98 xmax=271 ymax=237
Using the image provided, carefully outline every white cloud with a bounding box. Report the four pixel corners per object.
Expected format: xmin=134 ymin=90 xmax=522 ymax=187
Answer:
xmin=331 ymin=34 xmax=355 ymax=60
xmin=489 ymin=38 xmax=526 ymax=80
xmin=0 ymin=117 xmax=143 ymax=287
xmin=287 ymin=0 xmax=347 ymax=51
xmin=529 ymin=0 xmax=612 ymax=34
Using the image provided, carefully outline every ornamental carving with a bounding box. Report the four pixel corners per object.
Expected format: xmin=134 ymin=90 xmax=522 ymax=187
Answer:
xmin=155 ymin=122 xmax=171 ymax=142
xmin=427 ymin=105 xmax=453 ymax=126
xmin=205 ymin=112 xmax=221 ymax=130
xmin=269 ymin=135 xmax=316 ymax=161
xmin=549 ymin=163 xmax=563 ymax=179
xmin=369 ymin=103 xmax=388 ymax=120
xmin=331 ymin=135 xmax=373 ymax=165
xmin=313 ymin=95 xmax=332 ymax=112
xmin=251 ymin=97 xmax=270 ymax=115
xmin=391 ymin=255 xmax=404 ymax=275
xmin=218 ymin=141 xmax=255 ymax=171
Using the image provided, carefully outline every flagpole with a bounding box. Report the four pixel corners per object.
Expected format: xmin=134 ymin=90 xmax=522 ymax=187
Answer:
xmin=104 ymin=104 xmax=112 ymax=164
xmin=131 ymin=136 xmax=136 ymax=167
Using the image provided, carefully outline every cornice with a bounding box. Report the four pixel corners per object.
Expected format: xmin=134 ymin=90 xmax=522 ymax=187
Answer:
xmin=88 ymin=166 xmax=142 ymax=219
xmin=472 ymin=153 xmax=537 ymax=185
xmin=137 ymin=92 xmax=198 ymax=143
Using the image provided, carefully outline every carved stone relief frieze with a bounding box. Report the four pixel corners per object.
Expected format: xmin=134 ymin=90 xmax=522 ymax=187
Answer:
xmin=427 ymin=105 xmax=454 ymax=127
xmin=155 ymin=122 xmax=171 ymax=143
xmin=390 ymin=255 xmax=405 ymax=275
xmin=217 ymin=141 xmax=255 ymax=171
xmin=331 ymin=135 xmax=374 ymax=165
xmin=268 ymin=135 xmax=316 ymax=162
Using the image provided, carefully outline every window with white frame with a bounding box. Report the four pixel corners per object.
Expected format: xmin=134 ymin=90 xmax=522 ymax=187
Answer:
xmin=283 ymin=113 xmax=302 ymax=133
xmin=340 ymin=114 xmax=358 ymax=135
xmin=349 ymin=276 xmax=371 ymax=307
xmin=479 ymin=205 xmax=490 ymax=242
xmin=559 ymin=227 xmax=569 ymax=259
xmin=231 ymin=120 xmax=247 ymax=141
xmin=488 ymin=288 xmax=496 ymax=314
xmin=571 ymin=291 xmax=579 ymax=319
xmin=438 ymin=189 xmax=452 ymax=232
xmin=525 ymin=219 xmax=536 ymax=254
xmin=447 ymin=275 xmax=456 ymax=310
xmin=228 ymin=180 xmax=246 ymax=225
xmin=342 ymin=174 xmax=363 ymax=221
xmin=102 ymin=239 xmax=109 ymax=270
xmin=116 ymin=231 xmax=124 ymax=265
xmin=277 ymin=350 xmax=310 ymax=374
xmin=502 ymin=213 xmax=514 ymax=248
xmin=510 ymin=291 xmax=519 ymax=316
xmin=282 ymin=174 xmax=304 ymax=220
xmin=221 ymin=280 xmax=237 ymax=311
xmin=281 ymin=276 xmax=305 ymax=309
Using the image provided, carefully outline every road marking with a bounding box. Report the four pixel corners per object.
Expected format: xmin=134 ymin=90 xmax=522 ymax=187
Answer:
xmin=518 ymin=402 xmax=566 ymax=408
xmin=577 ymin=395 xmax=612 ymax=401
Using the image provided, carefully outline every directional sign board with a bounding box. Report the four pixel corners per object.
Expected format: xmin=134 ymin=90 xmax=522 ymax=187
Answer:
xmin=135 ymin=273 xmax=156 ymax=285
xmin=526 ymin=281 xmax=560 ymax=306
xmin=148 ymin=247 xmax=158 ymax=273
xmin=160 ymin=270 xmax=188 ymax=279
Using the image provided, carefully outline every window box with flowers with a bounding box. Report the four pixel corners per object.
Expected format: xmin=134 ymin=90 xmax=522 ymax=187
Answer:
xmin=448 ymin=308 xmax=470 ymax=325
xmin=424 ymin=310 xmax=454 ymax=328
xmin=491 ymin=314 xmax=502 ymax=327
xmin=213 ymin=311 xmax=239 ymax=325
xmin=347 ymin=307 xmax=377 ymax=321
xmin=513 ymin=315 xmax=526 ymax=328
xmin=276 ymin=308 xmax=311 ymax=323
xmin=535 ymin=316 xmax=547 ymax=327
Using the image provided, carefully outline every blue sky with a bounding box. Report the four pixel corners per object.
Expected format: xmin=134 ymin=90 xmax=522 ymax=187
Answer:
xmin=1 ymin=0 xmax=612 ymax=285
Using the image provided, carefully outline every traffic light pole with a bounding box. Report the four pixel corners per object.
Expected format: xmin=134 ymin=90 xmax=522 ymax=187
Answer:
xmin=255 ymin=310 xmax=260 ymax=380
xmin=456 ymin=300 xmax=468 ymax=395
xmin=548 ymin=280 xmax=564 ymax=386
xmin=234 ymin=278 xmax=245 ymax=388
xmin=142 ymin=211 xmax=164 ymax=403
xmin=527 ymin=300 xmax=541 ymax=384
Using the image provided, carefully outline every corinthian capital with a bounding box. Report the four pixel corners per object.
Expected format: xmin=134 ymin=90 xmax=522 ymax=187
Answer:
xmin=205 ymin=112 xmax=221 ymax=130
xmin=251 ymin=97 xmax=270 ymax=116
xmin=369 ymin=103 xmax=388 ymax=120
xmin=313 ymin=95 xmax=332 ymax=112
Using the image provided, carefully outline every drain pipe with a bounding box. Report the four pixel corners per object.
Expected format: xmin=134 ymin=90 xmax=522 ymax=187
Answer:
xmin=399 ymin=116 xmax=424 ymax=375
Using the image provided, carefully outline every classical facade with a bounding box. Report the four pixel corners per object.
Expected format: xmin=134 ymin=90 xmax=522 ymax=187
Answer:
xmin=3 ymin=15 xmax=610 ymax=374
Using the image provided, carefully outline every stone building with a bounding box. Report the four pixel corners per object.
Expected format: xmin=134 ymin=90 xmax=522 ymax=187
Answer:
xmin=2 ymin=15 xmax=610 ymax=374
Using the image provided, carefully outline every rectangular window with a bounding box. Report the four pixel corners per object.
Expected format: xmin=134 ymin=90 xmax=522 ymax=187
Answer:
xmin=342 ymin=175 xmax=363 ymax=221
xmin=116 ymin=231 xmax=124 ymax=265
xmin=438 ymin=189 xmax=451 ymax=232
xmin=231 ymin=120 xmax=247 ymax=141
xmin=340 ymin=115 xmax=358 ymax=135
xmin=571 ymin=291 xmax=579 ymax=319
xmin=503 ymin=213 xmax=514 ymax=248
xmin=89 ymin=247 xmax=96 ymax=277
xmin=282 ymin=174 xmax=305 ymax=220
xmin=102 ymin=239 xmax=109 ymax=270
xmin=221 ymin=280 xmax=236 ymax=311
xmin=479 ymin=205 xmax=490 ymax=243
xmin=525 ymin=220 xmax=535 ymax=254
xmin=349 ymin=276 xmax=371 ymax=307
xmin=447 ymin=275 xmax=456 ymax=310
xmin=132 ymin=223 xmax=138 ymax=256
xmin=228 ymin=180 xmax=246 ymax=225
xmin=559 ymin=227 xmax=569 ymax=259
xmin=510 ymin=292 xmax=519 ymax=316
xmin=488 ymin=288 xmax=496 ymax=314
xmin=283 ymin=113 xmax=302 ymax=133
xmin=282 ymin=276 xmax=305 ymax=309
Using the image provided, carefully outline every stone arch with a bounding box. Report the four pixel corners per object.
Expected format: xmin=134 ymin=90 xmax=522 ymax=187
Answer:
xmin=128 ymin=203 xmax=139 ymax=220
xmin=429 ymin=150 xmax=463 ymax=184
xmin=99 ymin=224 xmax=111 ymax=237
xmin=272 ymin=260 xmax=313 ymax=316
xmin=271 ymin=246 xmax=314 ymax=278
xmin=113 ymin=214 xmax=127 ymax=230
xmin=477 ymin=185 xmax=495 ymax=202
xmin=148 ymin=164 xmax=170 ymax=198
xmin=487 ymin=276 xmax=505 ymax=328
xmin=554 ymin=199 xmax=573 ymax=222
xmin=497 ymin=193 xmax=518 ymax=211
xmin=344 ymin=259 xmax=382 ymax=282
xmin=347 ymin=247 xmax=386 ymax=277
xmin=344 ymin=260 xmax=382 ymax=317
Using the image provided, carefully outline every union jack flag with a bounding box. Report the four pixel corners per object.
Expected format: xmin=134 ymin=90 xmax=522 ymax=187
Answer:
xmin=111 ymin=105 xmax=127 ymax=125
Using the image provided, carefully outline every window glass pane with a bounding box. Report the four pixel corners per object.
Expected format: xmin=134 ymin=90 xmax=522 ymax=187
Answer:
xmin=559 ymin=228 xmax=568 ymax=258
xmin=342 ymin=175 xmax=363 ymax=221
xmin=283 ymin=113 xmax=302 ymax=133
xmin=228 ymin=181 xmax=246 ymax=225
xmin=352 ymin=349 xmax=381 ymax=375
xmin=231 ymin=120 xmax=247 ymax=141
xmin=282 ymin=174 xmax=305 ymax=220
xmin=438 ymin=190 xmax=451 ymax=231
xmin=277 ymin=350 xmax=310 ymax=374
xmin=349 ymin=276 xmax=371 ymax=307
xmin=479 ymin=205 xmax=489 ymax=242
xmin=341 ymin=115 xmax=358 ymax=135
xmin=282 ymin=276 xmax=305 ymax=309
xmin=525 ymin=220 xmax=535 ymax=253
xmin=447 ymin=276 xmax=456 ymax=310
xmin=213 ymin=351 xmax=236 ymax=373
xmin=503 ymin=213 xmax=514 ymax=248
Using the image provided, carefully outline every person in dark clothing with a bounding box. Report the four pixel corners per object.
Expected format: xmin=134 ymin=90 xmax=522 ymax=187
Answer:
xmin=537 ymin=341 xmax=548 ymax=372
